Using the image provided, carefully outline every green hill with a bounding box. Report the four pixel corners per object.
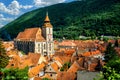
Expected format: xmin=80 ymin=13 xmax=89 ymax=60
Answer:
xmin=0 ymin=0 xmax=120 ymax=40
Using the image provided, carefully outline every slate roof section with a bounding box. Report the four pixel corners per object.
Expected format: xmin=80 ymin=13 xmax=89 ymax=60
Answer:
xmin=77 ymin=71 xmax=100 ymax=80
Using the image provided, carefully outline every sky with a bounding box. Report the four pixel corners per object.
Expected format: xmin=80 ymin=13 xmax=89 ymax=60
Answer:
xmin=0 ymin=0 xmax=75 ymax=28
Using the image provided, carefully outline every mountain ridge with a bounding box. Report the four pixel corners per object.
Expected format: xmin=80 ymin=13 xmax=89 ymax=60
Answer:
xmin=0 ymin=0 xmax=120 ymax=40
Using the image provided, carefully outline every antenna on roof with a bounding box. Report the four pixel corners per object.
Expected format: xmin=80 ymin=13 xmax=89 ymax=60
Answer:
xmin=46 ymin=7 xmax=49 ymax=16
xmin=46 ymin=11 xmax=48 ymax=16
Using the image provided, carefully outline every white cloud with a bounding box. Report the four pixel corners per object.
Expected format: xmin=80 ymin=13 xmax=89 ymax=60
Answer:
xmin=0 ymin=14 xmax=4 ymax=18
xmin=20 ymin=5 xmax=33 ymax=9
xmin=34 ymin=0 xmax=66 ymax=7
xmin=0 ymin=0 xmax=33 ymax=15
xmin=0 ymin=14 xmax=14 ymax=28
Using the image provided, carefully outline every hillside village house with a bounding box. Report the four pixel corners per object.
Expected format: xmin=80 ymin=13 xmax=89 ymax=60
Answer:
xmin=14 ymin=12 xmax=54 ymax=56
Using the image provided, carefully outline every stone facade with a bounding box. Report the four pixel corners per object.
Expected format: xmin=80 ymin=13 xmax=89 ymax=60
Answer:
xmin=14 ymin=13 xmax=54 ymax=56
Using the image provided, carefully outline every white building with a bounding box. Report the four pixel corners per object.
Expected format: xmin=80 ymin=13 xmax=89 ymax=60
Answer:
xmin=14 ymin=12 xmax=54 ymax=56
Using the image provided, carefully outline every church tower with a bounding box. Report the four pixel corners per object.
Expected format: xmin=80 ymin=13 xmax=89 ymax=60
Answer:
xmin=42 ymin=12 xmax=54 ymax=56
xmin=42 ymin=12 xmax=53 ymax=41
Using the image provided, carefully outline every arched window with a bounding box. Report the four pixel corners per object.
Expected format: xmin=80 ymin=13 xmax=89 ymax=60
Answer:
xmin=38 ymin=44 xmax=40 ymax=52
xmin=49 ymin=43 xmax=51 ymax=51
xmin=44 ymin=44 xmax=46 ymax=49
xmin=49 ymin=28 xmax=51 ymax=34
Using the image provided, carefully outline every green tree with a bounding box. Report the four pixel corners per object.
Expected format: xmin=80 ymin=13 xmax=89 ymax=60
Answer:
xmin=42 ymin=78 xmax=50 ymax=80
xmin=102 ymin=66 xmax=120 ymax=80
xmin=60 ymin=62 xmax=71 ymax=71
xmin=1 ymin=67 xmax=28 ymax=80
xmin=104 ymin=42 xmax=117 ymax=62
xmin=0 ymin=40 xmax=9 ymax=69
xmin=98 ymin=43 xmax=120 ymax=80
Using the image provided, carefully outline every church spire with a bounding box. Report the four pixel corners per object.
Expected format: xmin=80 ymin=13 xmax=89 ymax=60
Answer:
xmin=44 ymin=11 xmax=50 ymax=22
xmin=42 ymin=11 xmax=52 ymax=28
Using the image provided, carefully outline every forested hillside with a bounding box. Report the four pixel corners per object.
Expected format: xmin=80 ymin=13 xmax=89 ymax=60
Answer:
xmin=0 ymin=0 xmax=120 ymax=40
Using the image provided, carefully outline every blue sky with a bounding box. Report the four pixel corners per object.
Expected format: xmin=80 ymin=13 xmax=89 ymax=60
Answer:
xmin=0 ymin=0 xmax=74 ymax=28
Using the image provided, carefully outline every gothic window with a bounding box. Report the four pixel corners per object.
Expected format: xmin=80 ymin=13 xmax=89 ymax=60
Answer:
xmin=44 ymin=44 xmax=46 ymax=49
xmin=49 ymin=44 xmax=51 ymax=51
xmin=38 ymin=44 xmax=40 ymax=47
xmin=38 ymin=44 xmax=40 ymax=52
xmin=49 ymin=28 xmax=51 ymax=34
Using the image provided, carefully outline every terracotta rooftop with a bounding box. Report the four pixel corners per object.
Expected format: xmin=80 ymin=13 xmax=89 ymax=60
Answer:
xmin=54 ymin=40 xmax=59 ymax=44
xmin=73 ymin=40 xmax=97 ymax=49
xmin=19 ymin=58 xmax=33 ymax=69
xmin=34 ymin=77 xmax=42 ymax=80
xmin=28 ymin=53 xmax=41 ymax=66
xmin=6 ymin=49 xmax=18 ymax=56
xmin=97 ymin=44 xmax=106 ymax=52
xmin=88 ymin=63 xmax=98 ymax=71
xmin=82 ymin=50 xmax=101 ymax=57
xmin=57 ymin=72 xmax=76 ymax=80
xmin=59 ymin=41 xmax=76 ymax=47
xmin=28 ymin=62 xmax=46 ymax=78
xmin=6 ymin=55 xmax=20 ymax=68
xmin=67 ymin=61 xmax=80 ymax=73
xmin=16 ymin=28 xmax=45 ymax=41
xmin=6 ymin=53 xmax=41 ymax=69
xmin=54 ymin=56 xmax=71 ymax=65
xmin=51 ymin=62 xmax=59 ymax=72
xmin=58 ymin=48 xmax=75 ymax=56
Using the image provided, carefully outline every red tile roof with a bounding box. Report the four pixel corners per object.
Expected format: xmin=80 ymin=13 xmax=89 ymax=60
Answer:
xmin=82 ymin=50 xmax=101 ymax=57
xmin=28 ymin=53 xmax=41 ymax=66
xmin=6 ymin=53 xmax=41 ymax=69
xmin=59 ymin=41 xmax=76 ymax=47
xmin=67 ymin=61 xmax=80 ymax=73
xmin=28 ymin=62 xmax=46 ymax=78
xmin=51 ymin=62 xmax=59 ymax=72
xmin=74 ymin=40 xmax=97 ymax=49
xmin=88 ymin=63 xmax=98 ymax=71
xmin=6 ymin=55 xmax=20 ymax=68
xmin=34 ymin=77 xmax=42 ymax=80
xmin=58 ymin=48 xmax=75 ymax=55
xmin=57 ymin=72 xmax=76 ymax=80
xmin=16 ymin=28 xmax=45 ymax=41
xmin=54 ymin=56 xmax=71 ymax=65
